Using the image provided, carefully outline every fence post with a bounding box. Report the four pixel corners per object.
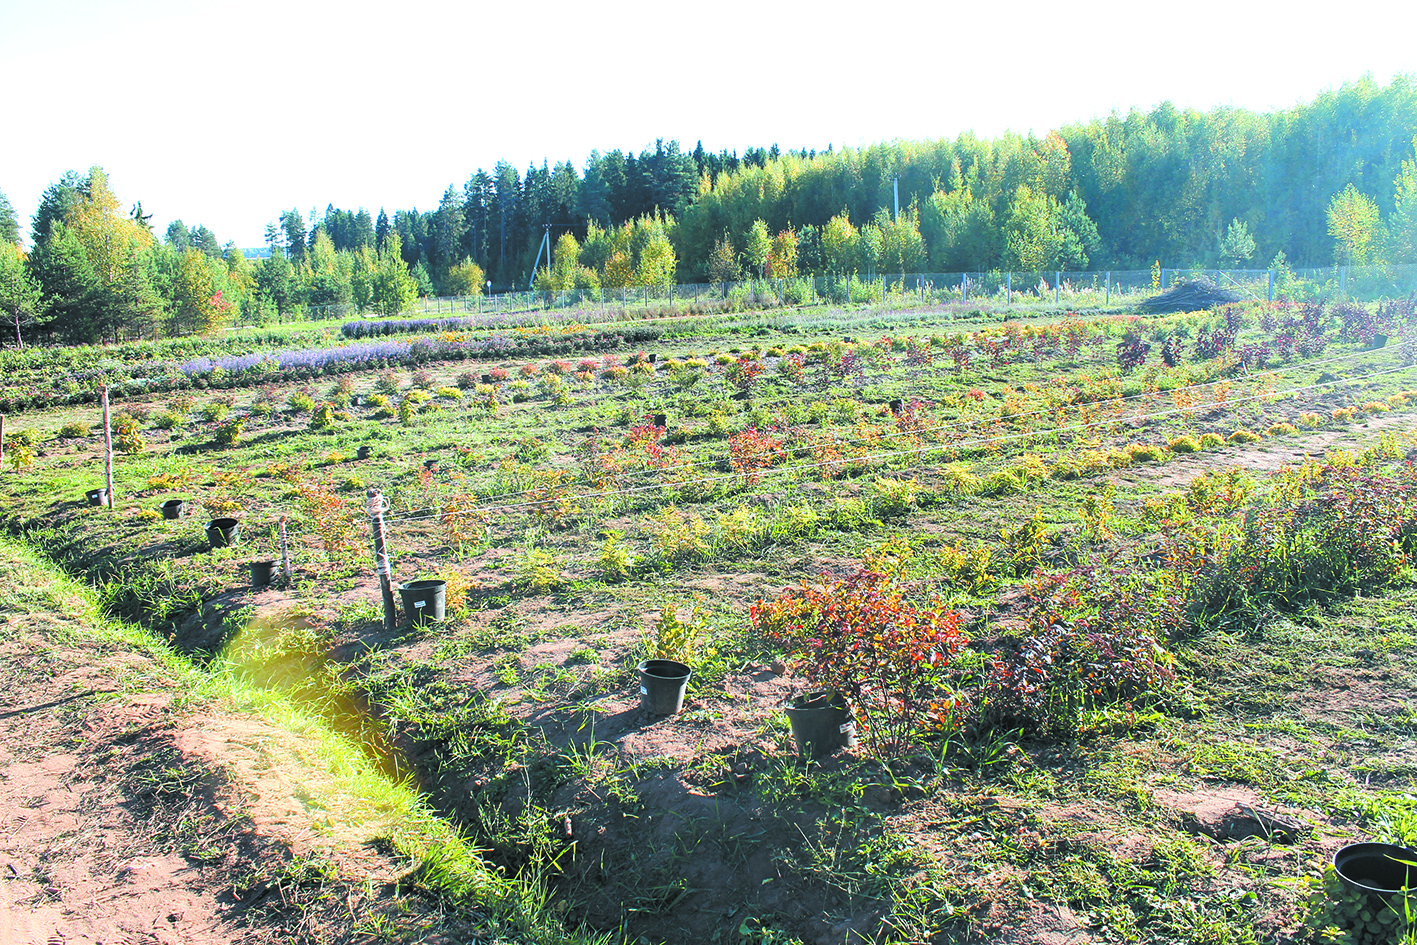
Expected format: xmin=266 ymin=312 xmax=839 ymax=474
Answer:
xmin=1340 ymin=266 xmax=1347 ymax=296
xmin=961 ymin=274 xmax=967 ymax=303
xmin=1105 ymin=271 xmax=1111 ymax=305
xmin=367 ymin=489 xmax=397 ymax=632
xmin=1267 ymin=270 xmax=1274 ymax=302
xmin=1006 ymin=273 xmax=1012 ymax=306
xmin=0 ymin=415 xmax=5 ymax=471
xmin=101 ymin=384 xmax=114 ymax=509
xmin=1054 ymin=272 xmax=1061 ymax=305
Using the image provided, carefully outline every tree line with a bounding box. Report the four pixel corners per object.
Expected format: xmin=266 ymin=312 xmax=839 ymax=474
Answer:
xmin=2 ymin=76 xmax=1415 ymax=346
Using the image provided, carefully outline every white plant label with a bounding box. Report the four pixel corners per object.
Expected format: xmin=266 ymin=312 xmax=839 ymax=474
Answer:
xmin=639 ymin=686 xmax=648 ymax=695
xmin=414 ymin=601 xmax=425 ymax=608
xmin=839 ymin=724 xmax=853 ymax=734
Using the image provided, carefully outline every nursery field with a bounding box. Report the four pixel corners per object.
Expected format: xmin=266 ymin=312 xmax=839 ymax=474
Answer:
xmin=4 ymin=294 xmax=1417 ymax=945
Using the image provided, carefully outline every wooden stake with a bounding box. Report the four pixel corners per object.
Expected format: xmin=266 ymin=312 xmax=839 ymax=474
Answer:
xmin=0 ymin=415 xmax=5 ymax=471
xmin=101 ymin=385 xmax=114 ymax=509
xmin=367 ymin=489 xmax=397 ymax=632
xmin=279 ymin=516 xmax=291 ymax=583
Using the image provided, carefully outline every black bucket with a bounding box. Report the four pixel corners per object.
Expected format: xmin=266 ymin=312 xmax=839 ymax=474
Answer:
xmin=206 ymin=518 xmax=240 ymax=549
xmin=652 ymin=413 xmax=667 ymax=427
xmin=637 ymin=659 xmax=691 ymax=715
xmin=249 ymin=560 xmax=276 ymax=588
xmin=399 ymin=579 xmax=446 ymax=626
xmin=356 ymin=446 xmax=371 ymax=460
xmin=86 ymin=488 xmax=107 ymax=507
xmin=785 ymin=690 xmax=857 ymax=759
xmin=161 ymin=498 xmax=184 ymax=520
xmin=1333 ymin=842 xmax=1417 ymax=904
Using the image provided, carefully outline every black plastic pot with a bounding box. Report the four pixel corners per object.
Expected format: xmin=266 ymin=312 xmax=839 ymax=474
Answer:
xmin=161 ymin=498 xmax=184 ymax=520
xmin=652 ymin=413 xmax=667 ymax=427
xmin=399 ymin=579 xmax=446 ymax=626
xmin=785 ymin=690 xmax=857 ymax=759
xmin=1333 ymin=842 xmax=1417 ymax=904
xmin=206 ymin=518 xmax=240 ymax=549
xmin=638 ymin=659 xmax=691 ymax=715
xmin=86 ymin=488 xmax=107 ymax=507
xmin=356 ymin=445 xmax=371 ymax=460
xmin=249 ymin=560 xmax=276 ymax=588
xmin=1368 ymin=333 xmax=1389 ymax=350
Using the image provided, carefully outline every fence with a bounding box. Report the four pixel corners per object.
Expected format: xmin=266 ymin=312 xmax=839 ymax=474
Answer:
xmin=299 ymin=264 xmax=1417 ymax=325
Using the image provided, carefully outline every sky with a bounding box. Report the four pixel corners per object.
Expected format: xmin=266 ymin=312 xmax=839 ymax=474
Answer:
xmin=2 ymin=0 xmax=1413 ymax=249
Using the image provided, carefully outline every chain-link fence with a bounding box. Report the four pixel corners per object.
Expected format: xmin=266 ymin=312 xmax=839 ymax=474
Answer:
xmin=302 ymin=264 xmax=1417 ymax=325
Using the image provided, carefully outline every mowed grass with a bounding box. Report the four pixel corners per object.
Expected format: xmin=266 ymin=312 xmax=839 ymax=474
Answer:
xmin=2 ymin=298 xmax=1417 ymax=943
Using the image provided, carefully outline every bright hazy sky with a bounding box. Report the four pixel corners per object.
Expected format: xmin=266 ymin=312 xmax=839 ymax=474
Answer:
xmin=2 ymin=0 xmax=1412 ymax=248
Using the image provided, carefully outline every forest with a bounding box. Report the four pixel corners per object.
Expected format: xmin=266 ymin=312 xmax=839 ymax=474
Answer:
xmin=2 ymin=74 xmax=1415 ymax=346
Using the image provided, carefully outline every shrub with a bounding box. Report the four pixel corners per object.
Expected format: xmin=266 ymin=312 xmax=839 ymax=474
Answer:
xmin=1190 ymin=464 xmax=1417 ymax=630
xmin=411 ymin=369 xmax=437 ymax=389
xmin=113 ymin=415 xmax=145 ymax=453
xmin=288 ymin=389 xmax=316 ymax=413
xmin=598 ymin=529 xmax=634 ymax=582
xmin=436 ymin=386 xmax=463 ymax=401
xmin=751 ymin=570 xmax=966 ymax=758
xmin=199 ymin=400 xmax=231 ymax=422
xmin=772 ymin=504 xmax=820 ymax=539
xmin=9 ymin=429 xmax=42 ymax=448
xmin=151 ymin=411 xmax=181 ymax=430
xmin=1167 ymin=434 xmax=1200 ymax=454
xmin=646 ymin=506 xmax=710 ymax=563
xmin=309 ymin=402 xmax=338 ymax=430
xmin=728 ymin=426 xmax=786 ymax=485
xmin=58 ymin=421 xmax=91 ymax=438
xmin=1227 ymin=429 xmax=1262 ymax=444
xmin=213 ymin=418 xmax=244 ymax=447
xmin=1126 ymin=442 xmax=1169 ymax=463
xmin=375 ymin=370 xmax=402 ymax=395
xmin=1266 ymin=421 xmax=1297 ymax=436
xmin=1116 ymin=332 xmax=1151 ymax=372
xmin=866 ymin=476 xmax=920 ymax=518
xmin=645 ymin=604 xmax=703 ymax=664
xmin=1199 ymin=432 xmax=1225 ymax=450
xmin=9 ymin=443 xmax=35 ymax=470
xmin=514 ymin=547 xmax=564 ymax=592
xmin=456 ymin=372 xmax=477 ymax=389
xmin=714 ymin=506 xmax=765 ymax=552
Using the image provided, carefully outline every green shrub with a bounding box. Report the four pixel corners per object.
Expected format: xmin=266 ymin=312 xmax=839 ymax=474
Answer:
xmin=1167 ymin=434 xmax=1200 ymax=454
xmin=288 ymin=390 xmax=316 ymax=413
xmin=1199 ymin=432 xmax=1225 ymax=450
xmin=598 ymin=530 xmax=633 ymax=582
xmin=58 ymin=421 xmax=90 ymax=438
xmin=213 ymin=418 xmax=244 ymax=447
xmin=1227 ymin=429 xmax=1262 ymax=444
xmin=151 ymin=411 xmax=181 ymax=430
xmin=9 ymin=429 xmax=42 ymax=447
xmin=866 ymin=476 xmax=920 ymax=518
xmin=199 ymin=400 xmax=231 ymax=422
xmin=1266 ymin=421 xmax=1298 ymax=436
xmin=514 ymin=546 xmax=563 ymax=592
